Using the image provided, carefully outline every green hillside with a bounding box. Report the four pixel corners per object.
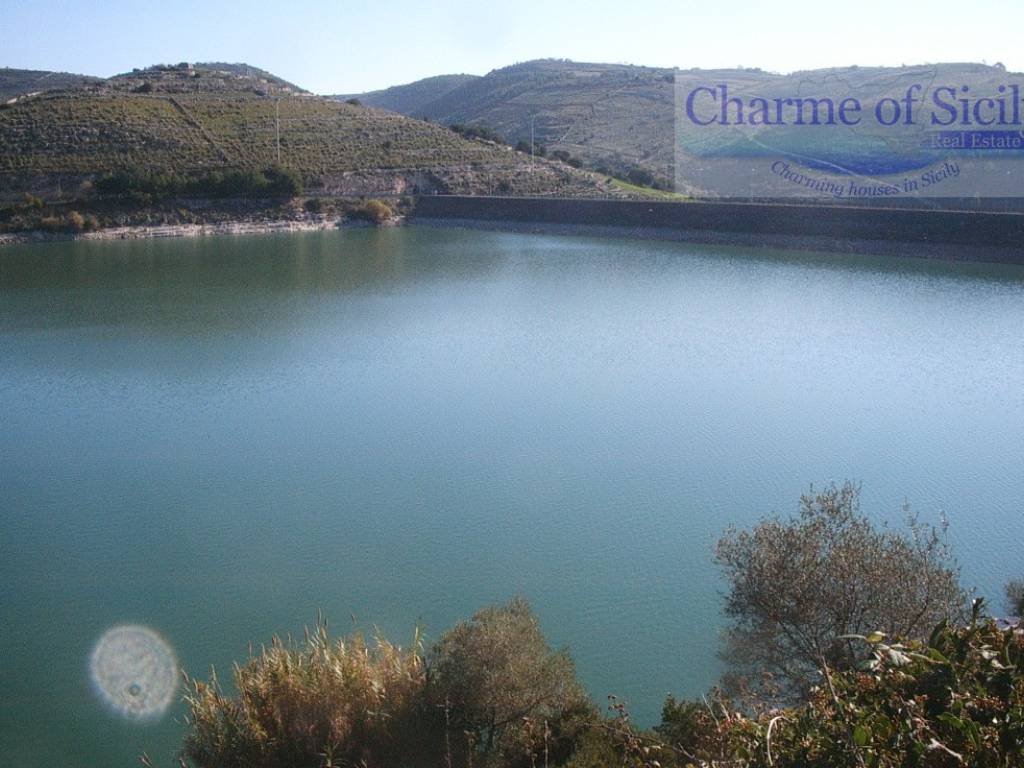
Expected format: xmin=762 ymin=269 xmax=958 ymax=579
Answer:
xmin=0 ymin=62 xmax=623 ymax=202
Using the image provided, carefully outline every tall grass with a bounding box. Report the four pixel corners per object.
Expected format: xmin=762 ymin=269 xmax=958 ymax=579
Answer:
xmin=181 ymin=599 xmax=592 ymax=768
xmin=183 ymin=616 xmax=435 ymax=768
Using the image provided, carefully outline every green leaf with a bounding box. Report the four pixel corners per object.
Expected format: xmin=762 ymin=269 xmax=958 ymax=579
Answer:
xmin=853 ymin=725 xmax=871 ymax=746
xmin=937 ymin=713 xmax=965 ymax=731
xmin=928 ymin=618 xmax=949 ymax=648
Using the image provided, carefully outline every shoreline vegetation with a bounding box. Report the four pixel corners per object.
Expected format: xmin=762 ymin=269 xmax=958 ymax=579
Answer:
xmin=174 ymin=483 xmax=1023 ymax=768
xmin=0 ymin=194 xmax=407 ymax=246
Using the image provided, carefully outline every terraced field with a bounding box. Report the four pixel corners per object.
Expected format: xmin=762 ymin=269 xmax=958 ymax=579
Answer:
xmin=332 ymin=74 xmax=479 ymax=116
xmin=341 ymin=60 xmax=678 ymax=183
xmin=342 ymin=58 xmax=1024 ymax=193
xmin=0 ymin=64 xmax=621 ymax=200
xmin=0 ymin=67 xmax=102 ymax=101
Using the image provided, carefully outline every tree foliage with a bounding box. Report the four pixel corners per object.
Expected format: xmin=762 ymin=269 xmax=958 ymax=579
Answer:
xmin=429 ymin=597 xmax=594 ymax=767
xmin=450 ymin=123 xmax=505 ymax=143
xmin=654 ymin=603 xmax=1024 ymax=767
xmin=348 ymin=198 xmax=395 ymax=224
xmin=95 ymin=165 xmax=303 ymax=199
xmin=1008 ymin=580 xmax=1024 ymax=617
xmin=715 ymin=482 xmax=968 ymax=699
xmin=182 ymin=598 xmax=593 ymax=768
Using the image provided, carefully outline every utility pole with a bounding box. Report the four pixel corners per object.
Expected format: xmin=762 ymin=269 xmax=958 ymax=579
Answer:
xmin=275 ymin=98 xmax=281 ymax=164
xmin=530 ymin=114 xmax=536 ymax=157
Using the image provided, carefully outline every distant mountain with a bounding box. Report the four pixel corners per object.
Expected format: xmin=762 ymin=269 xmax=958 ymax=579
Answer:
xmin=333 ymin=74 xmax=479 ymax=115
xmin=0 ymin=67 xmax=102 ymax=102
xmin=336 ymin=58 xmax=1023 ymax=191
xmin=0 ymin=62 xmax=621 ymax=200
xmin=337 ymin=60 xmax=678 ymax=185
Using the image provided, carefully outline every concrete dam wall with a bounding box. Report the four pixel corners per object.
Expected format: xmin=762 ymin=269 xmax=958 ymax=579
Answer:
xmin=411 ymin=196 xmax=1024 ymax=262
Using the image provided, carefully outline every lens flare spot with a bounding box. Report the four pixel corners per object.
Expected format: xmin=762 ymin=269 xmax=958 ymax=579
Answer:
xmin=89 ymin=625 xmax=178 ymax=721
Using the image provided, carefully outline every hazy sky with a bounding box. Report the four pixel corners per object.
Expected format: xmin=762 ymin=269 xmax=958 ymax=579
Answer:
xmin=3 ymin=0 xmax=1020 ymax=94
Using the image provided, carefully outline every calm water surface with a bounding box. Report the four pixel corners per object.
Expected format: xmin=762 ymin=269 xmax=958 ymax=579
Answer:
xmin=1 ymin=227 xmax=1023 ymax=766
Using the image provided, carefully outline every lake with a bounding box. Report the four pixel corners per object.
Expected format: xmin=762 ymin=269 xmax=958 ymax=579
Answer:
xmin=1 ymin=226 xmax=1023 ymax=766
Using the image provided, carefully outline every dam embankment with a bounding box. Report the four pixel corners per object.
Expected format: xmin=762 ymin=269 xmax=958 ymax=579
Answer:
xmin=411 ymin=196 xmax=1024 ymax=263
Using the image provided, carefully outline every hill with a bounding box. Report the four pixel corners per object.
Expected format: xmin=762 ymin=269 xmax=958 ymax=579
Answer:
xmin=183 ymin=62 xmax=308 ymax=93
xmin=0 ymin=62 xmax=623 ymax=203
xmin=336 ymin=59 xmax=1022 ymax=192
xmin=337 ymin=59 xmax=678 ymax=185
xmin=332 ymin=74 xmax=479 ymax=115
xmin=0 ymin=67 xmax=102 ymax=102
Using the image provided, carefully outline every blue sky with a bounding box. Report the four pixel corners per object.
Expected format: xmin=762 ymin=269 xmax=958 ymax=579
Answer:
xmin=2 ymin=0 xmax=1020 ymax=94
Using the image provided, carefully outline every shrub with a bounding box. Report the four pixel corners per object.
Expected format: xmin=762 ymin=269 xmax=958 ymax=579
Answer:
xmin=428 ymin=597 xmax=595 ymax=767
xmin=38 ymin=215 xmax=66 ymax=233
xmin=21 ymin=192 xmax=44 ymax=209
xmin=563 ymin=728 xmax=625 ymax=768
xmin=263 ymin=164 xmax=304 ymax=197
xmin=181 ymin=601 xmax=593 ymax=768
xmin=715 ymin=482 xmax=967 ymax=699
xmin=451 ymin=123 xmax=505 ymax=143
xmin=349 ymin=199 xmax=394 ymax=224
xmin=626 ymin=168 xmax=656 ymax=187
xmin=656 ymin=696 xmax=707 ymax=758
xmin=65 ymin=211 xmax=86 ymax=232
xmin=183 ymin=620 xmax=435 ymax=768
xmin=1008 ymin=580 xmax=1024 ymax=616
xmin=95 ymin=166 xmax=302 ymax=200
xmin=549 ymin=150 xmax=582 ymax=168
xmin=660 ymin=604 xmax=1024 ymax=767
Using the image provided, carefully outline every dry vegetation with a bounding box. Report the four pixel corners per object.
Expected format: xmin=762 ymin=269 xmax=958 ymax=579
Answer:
xmin=182 ymin=598 xmax=590 ymax=768
xmin=341 ymin=60 xmax=678 ymax=185
xmin=176 ymin=485 xmax=1023 ymax=768
xmin=0 ymin=63 xmax=628 ymax=216
xmin=0 ymin=67 xmax=102 ymax=101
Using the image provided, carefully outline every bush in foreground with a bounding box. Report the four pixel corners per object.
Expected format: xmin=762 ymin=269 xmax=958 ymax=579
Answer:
xmin=429 ymin=596 xmax=595 ymax=767
xmin=183 ymin=598 xmax=592 ymax=768
xmin=652 ymin=602 xmax=1024 ymax=767
xmin=715 ymin=482 xmax=967 ymax=699
xmin=181 ymin=603 xmax=1022 ymax=768
xmin=183 ymin=620 xmax=433 ymax=768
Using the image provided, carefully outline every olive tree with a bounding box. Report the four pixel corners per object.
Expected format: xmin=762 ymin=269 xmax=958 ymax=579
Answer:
xmin=429 ymin=596 xmax=594 ymax=767
xmin=715 ymin=481 xmax=968 ymax=700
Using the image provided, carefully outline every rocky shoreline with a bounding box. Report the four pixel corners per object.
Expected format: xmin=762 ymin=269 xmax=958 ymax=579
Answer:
xmin=0 ymin=217 xmax=347 ymax=246
xmin=4 ymin=201 xmax=1022 ymax=267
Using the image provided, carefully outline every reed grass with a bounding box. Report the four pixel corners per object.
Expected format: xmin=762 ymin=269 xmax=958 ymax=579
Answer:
xmin=183 ymin=615 xmax=433 ymax=768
